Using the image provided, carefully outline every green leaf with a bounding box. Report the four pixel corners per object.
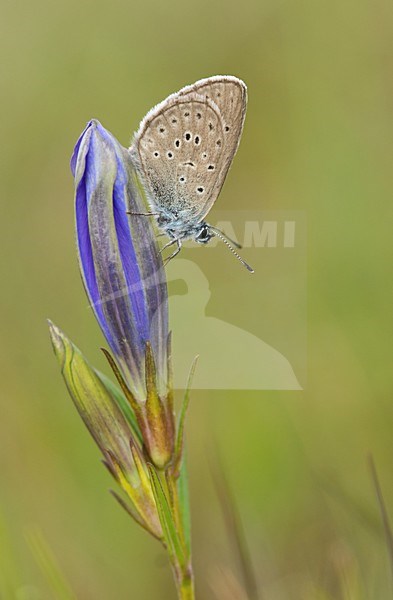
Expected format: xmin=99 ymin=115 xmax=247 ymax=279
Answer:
xmin=101 ymin=347 xmax=140 ymax=415
xmin=173 ymin=355 xmax=199 ymax=478
xmin=97 ymin=369 xmax=142 ymax=444
xmin=177 ymin=451 xmax=192 ymax=556
xmin=147 ymin=464 xmax=186 ymax=569
xmin=26 ymin=526 xmax=77 ymax=600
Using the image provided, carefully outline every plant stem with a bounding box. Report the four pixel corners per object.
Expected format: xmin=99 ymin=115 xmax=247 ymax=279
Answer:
xmin=164 ymin=471 xmax=195 ymax=600
xmin=177 ymin=570 xmax=194 ymax=600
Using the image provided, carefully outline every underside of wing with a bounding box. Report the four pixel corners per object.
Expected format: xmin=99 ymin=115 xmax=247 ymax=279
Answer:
xmin=130 ymin=92 xmax=225 ymax=224
xmin=178 ymin=75 xmax=247 ymax=157
xmin=130 ymin=76 xmax=247 ymax=225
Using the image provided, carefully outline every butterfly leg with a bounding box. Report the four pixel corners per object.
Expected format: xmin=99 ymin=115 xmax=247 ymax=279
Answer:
xmin=163 ymin=239 xmax=182 ymax=265
xmin=159 ymin=238 xmax=178 ymax=254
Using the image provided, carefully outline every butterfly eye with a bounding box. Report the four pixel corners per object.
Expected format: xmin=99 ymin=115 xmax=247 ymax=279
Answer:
xmin=184 ymin=132 xmax=191 ymax=141
xmin=196 ymin=226 xmax=212 ymax=244
xmin=207 ymin=164 xmax=215 ymax=170
xmin=194 ymin=136 xmax=200 ymax=145
xmin=167 ymin=152 xmax=173 ymax=159
xmin=196 ymin=187 xmax=204 ymax=194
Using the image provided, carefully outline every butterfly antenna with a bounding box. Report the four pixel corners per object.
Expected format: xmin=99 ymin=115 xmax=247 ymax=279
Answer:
xmin=210 ymin=226 xmax=242 ymax=249
xmin=212 ymin=229 xmax=254 ymax=273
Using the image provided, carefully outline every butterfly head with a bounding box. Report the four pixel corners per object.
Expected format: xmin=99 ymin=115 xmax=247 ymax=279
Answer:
xmin=195 ymin=223 xmax=214 ymax=244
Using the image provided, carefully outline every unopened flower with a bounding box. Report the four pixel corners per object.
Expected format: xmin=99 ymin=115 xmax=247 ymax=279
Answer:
xmin=69 ymin=120 xmax=175 ymax=468
xmin=71 ymin=120 xmax=168 ymax=401
xmin=50 ymin=118 xmax=196 ymax=599
xmin=48 ymin=321 xmax=162 ymax=539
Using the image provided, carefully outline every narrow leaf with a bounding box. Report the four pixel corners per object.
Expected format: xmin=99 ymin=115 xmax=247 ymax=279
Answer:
xmin=369 ymin=454 xmax=393 ymax=588
xmin=173 ymin=355 xmax=199 ymax=478
xmin=97 ymin=369 xmax=142 ymax=444
xmin=110 ymin=490 xmax=162 ymax=542
xmin=147 ymin=464 xmax=186 ymax=569
xmin=210 ymin=451 xmax=260 ymax=600
xmin=26 ymin=526 xmax=77 ymax=600
xmin=177 ymin=450 xmax=192 ymax=555
xmin=166 ymin=331 xmax=174 ymax=412
xmin=101 ymin=347 xmax=140 ymax=415
xmin=145 ymin=341 xmax=158 ymax=396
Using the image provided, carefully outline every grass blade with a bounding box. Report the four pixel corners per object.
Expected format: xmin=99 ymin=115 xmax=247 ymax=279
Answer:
xmin=26 ymin=526 xmax=77 ymax=600
xmin=177 ymin=450 xmax=191 ymax=555
xmin=210 ymin=451 xmax=260 ymax=600
xmin=368 ymin=454 xmax=393 ymax=588
xmin=173 ymin=355 xmax=198 ymax=478
xmin=148 ymin=464 xmax=186 ymax=570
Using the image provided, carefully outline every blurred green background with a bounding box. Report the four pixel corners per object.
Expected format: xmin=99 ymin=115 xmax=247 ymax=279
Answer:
xmin=1 ymin=0 xmax=393 ymax=597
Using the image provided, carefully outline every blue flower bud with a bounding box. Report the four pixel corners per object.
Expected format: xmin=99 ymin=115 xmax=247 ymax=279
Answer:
xmin=71 ymin=120 xmax=168 ymax=402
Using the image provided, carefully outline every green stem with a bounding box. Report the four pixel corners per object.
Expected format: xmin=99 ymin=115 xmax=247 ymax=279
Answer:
xmin=177 ymin=570 xmax=194 ymax=600
xmin=165 ymin=471 xmax=195 ymax=600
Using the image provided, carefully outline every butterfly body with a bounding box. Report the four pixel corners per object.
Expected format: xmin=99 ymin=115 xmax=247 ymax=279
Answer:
xmin=156 ymin=213 xmax=212 ymax=243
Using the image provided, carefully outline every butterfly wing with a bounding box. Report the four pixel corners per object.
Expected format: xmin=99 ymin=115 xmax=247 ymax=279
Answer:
xmin=178 ymin=75 xmax=247 ymax=158
xmin=130 ymin=76 xmax=247 ymax=226
xmin=130 ymin=92 xmax=225 ymax=224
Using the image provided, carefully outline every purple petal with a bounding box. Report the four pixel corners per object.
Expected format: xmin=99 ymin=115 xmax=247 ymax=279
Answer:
xmin=71 ymin=120 xmax=168 ymax=400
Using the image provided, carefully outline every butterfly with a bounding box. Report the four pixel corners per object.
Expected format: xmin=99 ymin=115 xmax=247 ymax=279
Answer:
xmin=129 ymin=75 xmax=253 ymax=272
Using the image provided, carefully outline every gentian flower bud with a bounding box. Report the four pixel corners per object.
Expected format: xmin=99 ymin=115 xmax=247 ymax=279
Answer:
xmin=51 ymin=118 xmax=197 ymax=598
xmin=70 ymin=120 xmax=175 ymax=468
xmin=49 ymin=321 xmax=162 ymax=539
